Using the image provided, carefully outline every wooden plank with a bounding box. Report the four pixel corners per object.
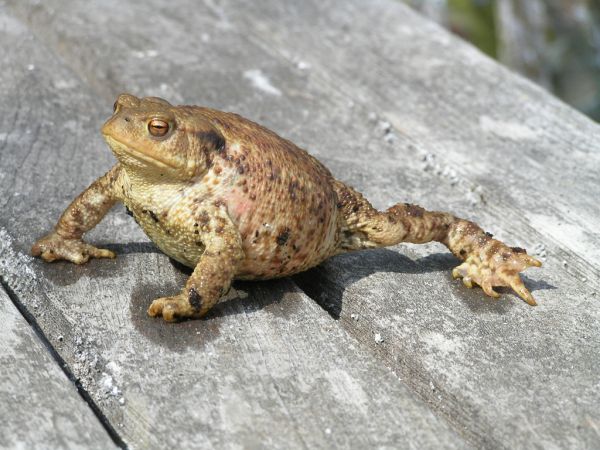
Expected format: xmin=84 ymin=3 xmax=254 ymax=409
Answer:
xmin=0 ymin=6 xmax=469 ymax=449
xmin=0 ymin=286 xmax=118 ymax=449
xmin=232 ymin=0 xmax=600 ymax=282
xmin=204 ymin=1 xmax=600 ymax=448
xmin=6 ymin=1 xmax=599 ymax=449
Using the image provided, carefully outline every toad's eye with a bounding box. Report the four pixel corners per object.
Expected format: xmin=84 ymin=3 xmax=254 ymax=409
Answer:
xmin=148 ymin=119 xmax=170 ymax=137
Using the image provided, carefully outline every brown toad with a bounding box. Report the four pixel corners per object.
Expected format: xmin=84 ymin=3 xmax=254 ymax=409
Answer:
xmin=32 ymin=94 xmax=542 ymax=321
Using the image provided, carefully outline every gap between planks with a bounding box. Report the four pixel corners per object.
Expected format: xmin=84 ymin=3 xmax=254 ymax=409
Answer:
xmin=0 ymin=279 xmax=128 ymax=449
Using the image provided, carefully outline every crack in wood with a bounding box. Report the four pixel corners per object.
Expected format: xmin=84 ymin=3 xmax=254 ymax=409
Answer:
xmin=0 ymin=279 xmax=128 ymax=450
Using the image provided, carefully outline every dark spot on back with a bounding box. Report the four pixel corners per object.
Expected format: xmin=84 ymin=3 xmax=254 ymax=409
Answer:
xmin=288 ymin=180 xmax=301 ymax=200
xmin=197 ymin=130 xmax=225 ymax=153
xmin=276 ymin=228 xmax=291 ymax=246
xmin=404 ymin=203 xmax=424 ymax=217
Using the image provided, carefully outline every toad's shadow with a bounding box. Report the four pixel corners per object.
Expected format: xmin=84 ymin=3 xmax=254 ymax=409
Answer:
xmin=165 ymin=249 xmax=459 ymax=322
xmin=292 ymin=248 xmax=555 ymax=318
xmin=40 ymin=239 xmax=554 ymax=346
xmin=129 ymin=264 xmax=302 ymax=352
xmin=293 ymin=249 xmax=456 ymax=318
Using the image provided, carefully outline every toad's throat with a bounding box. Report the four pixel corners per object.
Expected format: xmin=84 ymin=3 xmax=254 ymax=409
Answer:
xmin=103 ymin=135 xmax=180 ymax=169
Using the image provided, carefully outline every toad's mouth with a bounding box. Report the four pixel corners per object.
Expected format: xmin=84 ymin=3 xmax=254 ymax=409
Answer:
xmin=103 ymin=135 xmax=181 ymax=169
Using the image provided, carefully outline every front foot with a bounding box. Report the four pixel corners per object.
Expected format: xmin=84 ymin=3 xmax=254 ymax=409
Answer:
xmin=452 ymin=245 xmax=542 ymax=305
xmin=148 ymin=294 xmax=199 ymax=322
xmin=31 ymin=232 xmax=115 ymax=264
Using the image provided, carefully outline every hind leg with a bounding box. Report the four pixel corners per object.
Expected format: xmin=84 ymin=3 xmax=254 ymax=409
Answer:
xmin=333 ymin=181 xmax=542 ymax=305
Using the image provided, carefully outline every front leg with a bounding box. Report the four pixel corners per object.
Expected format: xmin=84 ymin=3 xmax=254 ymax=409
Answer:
xmin=148 ymin=207 xmax=244 ymax=322
xmin=32 ymin=164 xmax=122 ymax=264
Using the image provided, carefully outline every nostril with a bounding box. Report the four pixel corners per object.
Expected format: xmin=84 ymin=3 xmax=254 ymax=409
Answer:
xmin=124 ymin=117 xmax=131 ymax=122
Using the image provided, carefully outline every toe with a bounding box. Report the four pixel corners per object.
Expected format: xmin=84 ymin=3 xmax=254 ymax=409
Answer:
xmin=507 ymin=274 xmax=537 ymax=306
xmin=71 ymin=252 xmax=90 ymax=265
xmin=462 ymin=276 xmax=473 ymax=288
xmin=147 ymin=299 xmax=164 ymax=317
xmin=40 ymin=249 xmax=58 ymax=262
xmin=91 ymin=248 xmax=116 ymax=259
xmin=524 ymin=255 xmax=542 ymax=268
xmin=481 ymin=280 xmax=500 ymax=298
xmin=162 ymin=304 xmax=177 ymax=322
xmin=31 ymin=243 xmax=42 ymax=256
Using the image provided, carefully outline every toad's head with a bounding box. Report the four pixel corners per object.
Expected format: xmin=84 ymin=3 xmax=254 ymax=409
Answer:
xmin=102 ymin=94 xmax=224 ymax=180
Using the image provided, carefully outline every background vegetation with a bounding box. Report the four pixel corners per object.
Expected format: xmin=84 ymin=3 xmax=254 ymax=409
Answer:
xmin=403 ymin=0 xmax=600 ymax=121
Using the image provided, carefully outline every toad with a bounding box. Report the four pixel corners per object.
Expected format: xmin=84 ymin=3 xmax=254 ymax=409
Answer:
xmin=32 ymin=94 xmax=542 ymax=321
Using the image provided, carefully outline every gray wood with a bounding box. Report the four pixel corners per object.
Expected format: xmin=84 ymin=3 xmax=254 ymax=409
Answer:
xmin=234 ymin=0 xmax=600 ymax=282
xmin=211 ymin=2 xmax=600 ymax=448
xmin=201 ymin=1 xmax=600 ymax=448
xmin=2 ymin=0 xmax=599 ymax=448
xmin=0 ymin=4 xmax=469 ymax=450
xmin=218 ymin=1 xmax=600 ymax=448
xmin=0 ymin=286 xmax=117 ymax=450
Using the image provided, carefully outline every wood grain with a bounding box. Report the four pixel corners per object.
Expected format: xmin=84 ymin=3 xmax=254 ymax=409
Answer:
xmin=0 ymin=285 xmax=117 ymax=449
xmin=0 ymin=3 xmax=468 ymax=449
xmin=1 ymin=0 xmax=599 ymax=449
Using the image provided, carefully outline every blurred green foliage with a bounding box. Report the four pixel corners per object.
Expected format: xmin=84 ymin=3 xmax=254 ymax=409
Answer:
xmin=447 ymin=0 xmax=497 ymax=57
xmin=403 ymin=0 xmax=600 ymax=121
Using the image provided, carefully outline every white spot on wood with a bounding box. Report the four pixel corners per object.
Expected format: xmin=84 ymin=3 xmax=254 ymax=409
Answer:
xmin=132 ymin=49 xmax=159 ymax=59
xmin=296 ymin=60 xmax=310 ymax=70
xmin=54 ymin=79 xmax=77 ymax=90
xmin=325 ymin=369 xmax=369 ymax=415
xmin=105 ymin=361 xmax=121 ymax=377
xmin=480 ymin=115 xmax=539 ymax=140
xmin=243 ymin=69 xmax=282 ymax=96
xmin=533 ymin=243 xmax=547 ymax=260
xmin=421 ymin=331 xmax=463 ymax=357
xmin=100 ymin=373 xmax=121 ymax=397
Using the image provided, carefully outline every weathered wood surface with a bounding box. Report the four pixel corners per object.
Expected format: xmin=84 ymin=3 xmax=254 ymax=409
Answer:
xmin=0 ymin=286 xmax=117 ymax=449
xmin=1 ymin=0 xmax=599 ymax=449
xmin=0 ymin=3 xmax=469 ymax=449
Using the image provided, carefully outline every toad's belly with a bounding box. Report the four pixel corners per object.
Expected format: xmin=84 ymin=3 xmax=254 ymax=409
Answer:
xmin=126 ymin=199 xmax=341 ymax=279
xmin=127 ymin=205 xmax=205 ymax=268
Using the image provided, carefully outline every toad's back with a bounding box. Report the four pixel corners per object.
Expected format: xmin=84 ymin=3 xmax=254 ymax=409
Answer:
xmin=193 ymin=107 xmax=342 ymax=279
